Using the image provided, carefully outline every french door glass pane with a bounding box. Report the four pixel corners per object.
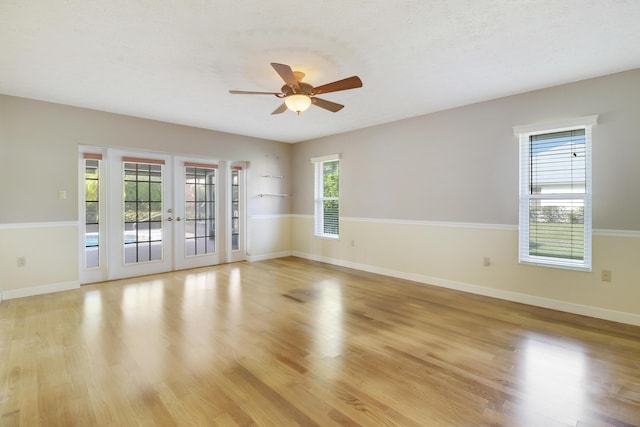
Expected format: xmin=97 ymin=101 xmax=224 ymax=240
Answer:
xmin=123 ymin=162 xmax=164 ymax=264
xmin=185 ymin=167 xmax=216 ymax=257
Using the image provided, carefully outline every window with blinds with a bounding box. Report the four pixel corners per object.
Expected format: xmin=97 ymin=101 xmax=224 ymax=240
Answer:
xmin=515 ymin=117 xmax=596 ymax=270
xmin=312 ymin=154 xmax=340 ymax=239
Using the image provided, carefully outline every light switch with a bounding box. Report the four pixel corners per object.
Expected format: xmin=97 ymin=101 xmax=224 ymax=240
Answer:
xmin=58 ymin=190 xmax=67 ymax=200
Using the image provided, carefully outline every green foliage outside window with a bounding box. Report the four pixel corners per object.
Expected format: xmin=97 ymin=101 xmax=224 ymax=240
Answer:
xmin=323 ymin=161 xmax=339 ymax=235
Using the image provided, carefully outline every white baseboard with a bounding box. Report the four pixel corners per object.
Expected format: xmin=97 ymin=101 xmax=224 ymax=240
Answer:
xmin=247 ymin=251 xmax=293 ymax=262
xmin=1 ymin=280 xmax=80 ymax=300
xmin=292 ymin=251 xmax=640 ymax=327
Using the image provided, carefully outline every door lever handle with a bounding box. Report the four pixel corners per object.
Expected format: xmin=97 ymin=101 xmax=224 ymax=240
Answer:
xmin=167 ymin=217 xmax=173 ymax=221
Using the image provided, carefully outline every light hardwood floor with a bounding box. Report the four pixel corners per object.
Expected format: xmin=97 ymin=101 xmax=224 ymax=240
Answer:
xmin=1 ymin=257 xmax=639 ymax=426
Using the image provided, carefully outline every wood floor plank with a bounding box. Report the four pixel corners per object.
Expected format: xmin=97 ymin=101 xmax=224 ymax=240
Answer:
xmin=1 ymin=256 xmax=639 ymax=426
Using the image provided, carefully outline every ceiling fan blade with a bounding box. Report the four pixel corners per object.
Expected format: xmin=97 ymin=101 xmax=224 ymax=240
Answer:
xmin=271 ymin=63 xmax=300 ymax=89
xmin=229 ymin=90 xmax=281 ymax=95
xmin=312 ymin=97 xmax=344 ymax=112
xmin=271 ymin=103 xmax=288 ymax=115
xmin=312 ymin=76 xmax=363 ymax=95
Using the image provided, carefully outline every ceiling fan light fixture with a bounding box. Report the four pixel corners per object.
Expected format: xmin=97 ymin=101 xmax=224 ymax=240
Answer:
xmin=285 ymin=94 xmax=311 ymax=114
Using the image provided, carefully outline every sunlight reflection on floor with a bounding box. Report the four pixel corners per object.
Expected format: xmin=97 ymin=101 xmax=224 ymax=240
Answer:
xmin=313 ymin=279 xmax=344 ymax=359
xmin=517 ymin=333 xmax=587 ymax=425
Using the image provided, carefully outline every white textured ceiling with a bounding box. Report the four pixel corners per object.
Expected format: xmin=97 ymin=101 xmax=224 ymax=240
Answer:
xmin=1 ymin=1 xmax=639 ymax=143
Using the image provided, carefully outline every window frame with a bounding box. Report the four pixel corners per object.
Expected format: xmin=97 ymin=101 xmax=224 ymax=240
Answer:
xmin=311 ymin=154 xmax=341 ymax=239
xmin=514 ymin=115 xmax=598 ymax=271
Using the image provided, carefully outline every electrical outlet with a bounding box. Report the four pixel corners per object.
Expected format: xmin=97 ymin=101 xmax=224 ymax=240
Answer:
xmin=601 ymin=269 xmax=612 ymax=282
xmin=351 ymin=240 xmax=355 ymax=247
xmin=17 ymin=256 xmax=26 ymax=267
xmin=483 ymin=257 xmax=491 ymax=267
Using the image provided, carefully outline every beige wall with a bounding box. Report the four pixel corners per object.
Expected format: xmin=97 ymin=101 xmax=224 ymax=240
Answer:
xmin=0 ymin=223 xmax=78 ymax=295
xmin=248 ymin=215 xmax=292 ymax=261
xmin=0 ymin=95 xmax=292 ymax=297
xmin=291 ymin=69 xmax=640 ymax=323
xmin=292 ymin=217 xmax=640 ymax=324
xmin=2 ymin=69 xmax=639 ymax=324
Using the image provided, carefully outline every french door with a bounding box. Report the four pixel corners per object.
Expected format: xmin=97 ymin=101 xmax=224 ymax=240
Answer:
xmin=173 ymin=156 xmax=222 ymax=271
xmin=79 ymin=148 xmax=245 ymax=283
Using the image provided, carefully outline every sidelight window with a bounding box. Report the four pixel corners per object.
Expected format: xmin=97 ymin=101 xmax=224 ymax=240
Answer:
xmin=84 ymin=154 xmax=101 ymax=268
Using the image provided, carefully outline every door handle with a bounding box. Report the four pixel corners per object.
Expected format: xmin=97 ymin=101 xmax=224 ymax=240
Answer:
xmin=175 ymin=217 xmax=182 ymax=222
xmin=167 ymin=217 xmax=173 ymax=221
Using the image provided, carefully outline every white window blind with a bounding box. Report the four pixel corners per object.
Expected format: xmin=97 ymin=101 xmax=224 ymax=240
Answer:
xmin=515 ymin=116 xmax=596 ymax=271
xmin=311 ymin=154 xmax=340 ymax=238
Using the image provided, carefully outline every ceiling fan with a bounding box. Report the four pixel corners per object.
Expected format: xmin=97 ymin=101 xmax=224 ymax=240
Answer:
xmin=229 ymin=62 xmax=363 ymax=115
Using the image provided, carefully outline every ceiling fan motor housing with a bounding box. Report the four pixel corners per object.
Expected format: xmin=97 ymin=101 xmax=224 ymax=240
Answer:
xmin=282 ymin=82 xmax=314 ymax=97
